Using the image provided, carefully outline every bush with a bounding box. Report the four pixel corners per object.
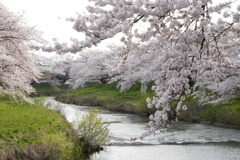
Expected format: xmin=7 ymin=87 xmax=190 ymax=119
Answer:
xmin=75 ymin=109 xmax=110 ymax=154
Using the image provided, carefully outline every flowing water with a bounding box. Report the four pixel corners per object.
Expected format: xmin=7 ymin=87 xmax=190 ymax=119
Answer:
xmin=46 ymin=97 xmax=240 ymax=160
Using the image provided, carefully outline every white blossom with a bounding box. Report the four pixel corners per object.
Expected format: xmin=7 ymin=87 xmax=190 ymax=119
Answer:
xmin=0 ymin=3 xmax=41 ymax=101
xmin=182 ymin=105 xmax=187 ymax=110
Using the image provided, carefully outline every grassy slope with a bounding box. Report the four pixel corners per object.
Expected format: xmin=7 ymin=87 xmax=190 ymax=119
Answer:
xmin=32 ymin=83 xmax=69 ymax=96
xmin=199 ymin=100 xmax=239 ymax=126
xmin=56 ymin=82 xmax=156 ymax=115
xmin=56 ymin=82 xmax=240 ymax=127
xmin=175 ymin=96 xmax=240 ymax=127
xmin=0 ymin=93 xmax=80 ymax=159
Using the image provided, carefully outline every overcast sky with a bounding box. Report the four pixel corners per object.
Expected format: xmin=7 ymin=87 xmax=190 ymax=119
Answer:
xmin=0 ymin=0 xmax=89 ymax=42
xmin=0 ymin=0 xmax=239 ymax=48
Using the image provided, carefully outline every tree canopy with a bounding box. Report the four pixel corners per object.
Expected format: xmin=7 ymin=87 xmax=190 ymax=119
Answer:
xmin=0 ymin=3 xmax=41 ymax=100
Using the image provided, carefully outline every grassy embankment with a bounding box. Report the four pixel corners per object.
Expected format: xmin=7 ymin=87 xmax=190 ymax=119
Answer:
xmin=0 ymin=93 xmax=83 ymax=160
xmin=55 ymin=82 xmax=240 ymax=127
xmin=180 ymin=97 xmax=240 ymax=128
xmin=31 ymin=83 xmax=69 ymax=97
xmin=56 ymin=82 xmax=156 ymax=115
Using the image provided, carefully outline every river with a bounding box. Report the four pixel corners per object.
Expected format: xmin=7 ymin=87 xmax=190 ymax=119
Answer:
xmin=46 ymin=97 xmax=240 ymax=160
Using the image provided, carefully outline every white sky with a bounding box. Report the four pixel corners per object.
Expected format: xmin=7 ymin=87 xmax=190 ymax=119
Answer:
xmin=0 ymin=0 xmax=239 ymax=52
xmin=0 ymin=0 xmax=89 ymax=42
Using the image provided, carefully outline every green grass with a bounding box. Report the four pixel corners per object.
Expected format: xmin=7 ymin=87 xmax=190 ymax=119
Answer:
xmin=0 ymin=93 xmax=83 ymax=159
xmin=179 ymin=96 xmax=240 ymax=126
xmin=56 ymin=82 xmax=156 ymax=115
xmin=198 ymin=99 xmax=240 ymax=126
xmin=32 ymin=83 xmax=69 ymax=96
xmin=0 ymin=103 xmax=66 ymax=146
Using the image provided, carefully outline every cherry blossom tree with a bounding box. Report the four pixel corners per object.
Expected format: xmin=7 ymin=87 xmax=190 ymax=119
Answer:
xmin=71 ymin=0 xmax=240 ymax=134
xmin=66 ymin=49 xmax=119 ymax=89
xmin=34 ymin=53 xmax=75 ymax=86
xmin=0 ymin=3 xmax=41 ymax=100
xmin=44 ymin=0 xmax=240 ymax=135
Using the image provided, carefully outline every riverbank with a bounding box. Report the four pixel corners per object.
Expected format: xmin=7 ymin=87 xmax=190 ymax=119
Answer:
xmin=180 ymin=98 xmax=240 ymax=129
xmin=31 ymin=83 xmax=69 ymax=97
xmin=55 ymin=82 xmax=156 ymax=115
xmin=0 ymin=93 xmax=83 ymax=159
xmin=55 ymin=82 xmax=240 ymax=128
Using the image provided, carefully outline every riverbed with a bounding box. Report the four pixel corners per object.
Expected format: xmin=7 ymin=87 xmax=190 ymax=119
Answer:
xmin=46 ymin=97 xmax=240 ymax=160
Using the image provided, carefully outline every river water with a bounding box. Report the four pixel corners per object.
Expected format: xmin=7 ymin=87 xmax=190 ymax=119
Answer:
xmin=46 ymin=97 xmax=240 ymax=160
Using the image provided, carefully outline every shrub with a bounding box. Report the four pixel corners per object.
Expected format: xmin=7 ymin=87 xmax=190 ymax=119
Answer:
xmin=75 ymin=109 xmax=110 ymax=154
